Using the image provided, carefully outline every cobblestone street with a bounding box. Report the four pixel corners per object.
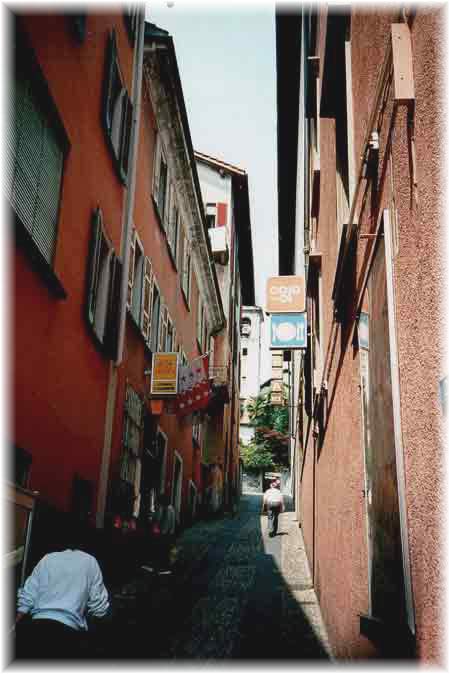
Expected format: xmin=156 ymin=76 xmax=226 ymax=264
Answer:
xmin=107 ymin=493 xmax=332 ymax=661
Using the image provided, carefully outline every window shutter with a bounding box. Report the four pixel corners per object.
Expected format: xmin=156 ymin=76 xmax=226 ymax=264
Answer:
xmin=173 ymin=209 xmax=180 ymax=262
xmin=217 ymin=202 xmax=228 ymax=227
xmin=158 ymin=305 xmax=168 ymax=352
xmin=164 ymin=179 xmax=172 ymax=232
xmin=141 ymin=256 xmax=153 ymax=340
xmin=105 ymin=255 xmax=122 ymax=360
xmin=103 ymin=31 xmax=118 ymax=135
xmin=152 ymin=135 xmax=161 ymax=205
xmin=120 ymin=93 xmax=133 ymax=180
xmin=186 ymin=251 xmax=191 ymax=302
xmin=197 ymin=295 xmax=202 ymax=346
xmin=172 ymin=328 xmax=177 ymax=354
xmin=86 ymin=209 xmax=103 ymax=326
xmin=126 ymin=231 xmax=136 ymax=309
xmin=9 ymin=72 xmax=63 ymax=265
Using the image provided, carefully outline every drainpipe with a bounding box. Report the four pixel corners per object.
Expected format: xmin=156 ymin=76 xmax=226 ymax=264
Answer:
xmin=96 ymin=14 xmax=145 ymax=529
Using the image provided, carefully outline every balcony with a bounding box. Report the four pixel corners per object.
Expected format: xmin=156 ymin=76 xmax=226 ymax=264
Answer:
xmin=208 ymin=228 xmax=229 ymax=265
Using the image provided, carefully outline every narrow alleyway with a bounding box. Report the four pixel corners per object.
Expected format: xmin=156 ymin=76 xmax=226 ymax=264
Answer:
xmin=104 ymin=493 xmax=332 ymax=661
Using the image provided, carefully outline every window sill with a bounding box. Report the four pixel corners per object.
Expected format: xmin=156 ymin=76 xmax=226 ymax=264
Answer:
xmin=14 ymin=214 xmax=67 ymax=300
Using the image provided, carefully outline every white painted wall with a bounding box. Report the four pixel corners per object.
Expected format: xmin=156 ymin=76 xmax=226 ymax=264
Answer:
xmin=195 ymin=161 xmax=233 ymax=321
xmin=239 ymin=305 xmax=264 ymax=446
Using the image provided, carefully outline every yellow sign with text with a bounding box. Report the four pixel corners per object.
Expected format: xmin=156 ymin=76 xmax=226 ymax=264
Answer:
xmin=151 ymin=353 xmax=179 ymax=396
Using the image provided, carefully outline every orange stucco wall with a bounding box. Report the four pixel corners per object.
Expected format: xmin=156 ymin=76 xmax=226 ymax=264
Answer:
xmin=13 ymin=13 xmax=133 ymax=514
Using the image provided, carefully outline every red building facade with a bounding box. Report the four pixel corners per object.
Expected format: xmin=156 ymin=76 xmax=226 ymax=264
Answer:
xmin=10 ymin=11 xmax=239 ymax=562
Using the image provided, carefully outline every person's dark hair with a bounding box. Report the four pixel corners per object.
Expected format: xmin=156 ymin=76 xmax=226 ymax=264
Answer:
xmin=47 ymin=517 xmax=87 ymax=553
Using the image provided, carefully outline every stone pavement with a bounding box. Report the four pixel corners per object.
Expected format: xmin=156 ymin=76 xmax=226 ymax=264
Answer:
xmin=101 ymin=492 xmax=333 ymax=661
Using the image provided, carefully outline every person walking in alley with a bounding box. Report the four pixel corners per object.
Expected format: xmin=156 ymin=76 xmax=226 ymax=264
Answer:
xmin=15 ymin=526 xmax=110 ymax=659
xmin=262 ymin=481 xmax=284 ymax=537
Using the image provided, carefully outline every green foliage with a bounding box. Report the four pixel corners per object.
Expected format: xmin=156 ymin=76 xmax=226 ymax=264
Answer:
xmin=240 ymin=441 xmax=275 ymax=471
xmin=242 ymin=388 xmax=290 ymax=469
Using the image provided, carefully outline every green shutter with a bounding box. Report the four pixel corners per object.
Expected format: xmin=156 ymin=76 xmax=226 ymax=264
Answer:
xmin=86 ymin=209 xmax=103 ymax=326
xmin=8 ymin=72 xmax=63 ymax=264
xmin=104 ymin=255 xmax=122 ymax=360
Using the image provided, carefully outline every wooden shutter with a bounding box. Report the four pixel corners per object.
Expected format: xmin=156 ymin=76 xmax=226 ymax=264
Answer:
xmin=217 ymin=202 xmax=228 ymax=227
xmin=120 ymin=93 xmax=133 ymax=180
xmin=158 ymin=304 xmax=168 ymax=352
xmin=86 ymin=209 xmax=103 ymax=326
xmin=126 ymin=231 xmax=136 ymax=310
xmin=152 ymin=135 xmax=161 ymax=205
xmin=172 ymin=328 xmax=177 ymax=354
xmin=105 ymin=255 xmax=122 ymax=360
xmin=197 ymin=295 xmax=202 ymax=346
xmin=103 ymin=31 xmax=118 ymax=135
xmin=141 ymin=256 xmax=153 ymax=340
xmin=9 ymin=71 xmax=63 ymax=264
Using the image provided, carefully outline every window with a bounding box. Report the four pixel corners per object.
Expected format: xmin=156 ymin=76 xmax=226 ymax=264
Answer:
xmin=205 ymin=202 xmax=228 ymax=228
xmin=197 ymin=296 xmax=204 ymax=349
xmin=121 ymin=385 xmax=143 ymax=487
xmin=14 ymin=446 xmax=31 ymax=489
xmin=192 ymin=417 xmax=202 ymax=448
xmin=69 ymin=14 xmax=87 ymax=43
xmin=167 ymin=195 xmax=179 ymax=263
xmin=180 ymin=232 xmax=191 ymax=304
xmin=166 ymin=317 xmax=174 ymax=352
xmin=103 ymin=30 xmax=132 ymax=184
xmin=241 ymin=317 xmax=251 ymax=337
xmin=241 ymin=353 xmax=248 ymax=381
xmin=123 ymin=6 xmax=141 ymax=44
xmin=243 ymin=348 xmax=248 ymax=356
xmin=7 ymin=39 xmax=68 ymax=268
xmin=205 ymin=203 xmax=217 ymax=229
xmin=203 ymin=313 xmax=208 ymax=353
xmin=130 ymin=235 xmax=144 ymax=325
xmin=86 ymin=208 xmax=122 ymax=358
xmin=149 ymin=282 xmax=161 ymax=353
xmin=71 ymin=475 xmax=93 ymax=524
xmin=127 ymin=231 xmax=154 ymax=342
xmin=152 ymin=135 xmax=170 ymax=226
xmin=159 ymin=305 xmax=168 ymax=352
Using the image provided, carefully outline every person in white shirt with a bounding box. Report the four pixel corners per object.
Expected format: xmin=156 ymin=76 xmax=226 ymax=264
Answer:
xmin=15 ymin=535 xmax=110 ymax=659
xmin=262 ymin=482 xmax=284 ymax=537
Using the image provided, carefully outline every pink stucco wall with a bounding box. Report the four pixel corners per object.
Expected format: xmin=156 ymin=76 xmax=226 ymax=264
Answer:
xmin=299 ymin=7 xmax=444 ymax=662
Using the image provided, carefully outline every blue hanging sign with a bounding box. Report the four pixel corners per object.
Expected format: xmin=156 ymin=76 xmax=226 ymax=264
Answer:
xmin=270 ymin=313 xmax=307 ymax=349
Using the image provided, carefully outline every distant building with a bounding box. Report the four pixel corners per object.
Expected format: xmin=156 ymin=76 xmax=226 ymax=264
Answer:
xmin=194 ymin=151 xmax=255 ymax=509
xmin=239 ymin=306 xmax=264 ymax=445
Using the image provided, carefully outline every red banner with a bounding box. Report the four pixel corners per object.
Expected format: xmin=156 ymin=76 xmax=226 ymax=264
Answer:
xmin=175 ymin=354 xmax=211 ymax=416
